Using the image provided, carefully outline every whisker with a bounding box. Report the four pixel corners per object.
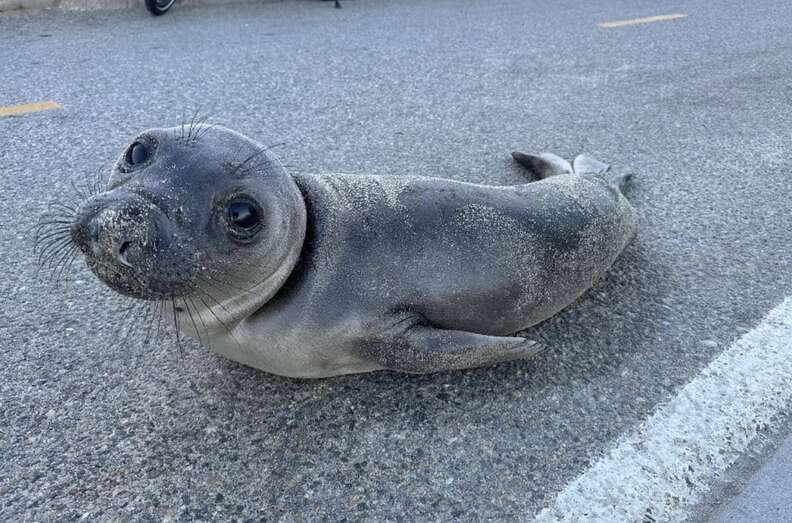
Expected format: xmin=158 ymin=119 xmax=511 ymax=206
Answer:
xmin=34 ymin=227 xmax=71 ymax=246
xmin=230 ymin=148 xmax=269 ymax=178
xmin=39 ymin=206 xmax=74 ymax=216
xmin=187 ymin=295 xmax=212 ymax=350
xmin=193 ymin=116 xmax=210 ymax=143
xmin=196 ymin=286 xmax=235 ymax=317
xmin=37 ymin=214 xmax=76 ymax=226
xmin=195 ymin=121 xmax=217 ymax=141
xmin=89 ymin=163 xmax=108 ymax=197
xmin=37 ymin=232 xmax=72 ymax=256
xmin=118 ymin=299 xmax=143 ymax=340
xmin=38 ymin=236 xmax=73 ymax=267
xmin=34 ymin=220 xmax=73 ymax=231
xmin=229 ymin=140 xmax=288 ymax=178
xmin=181 ymin=296 xmax=208 ymax=349
xmin=34 ymin=162 xmax=108 ymax=286
xmin=122 ymin=300 xmax=152 ymax=346
xmin=187 ymin=111 xmax=197 ymax=142
xmin=40 ymin=205 xmax=76 ymax=216
xmin=52 ymin=245 xmax=78 ymax=285
xmin=155 ymin=299 xmax=167 ymax=346
xmin=180 ymin=109 xmax=188 ymax=142
xmin=47 ymin=245 xmax=76 ymax=278
xmin=47 ymin=199 xmax=78 ymax=211
xmin=69 ymin=178 xmax=88 ymax=202
xmin=197 ymin=273 xmax=257 ymax=297
xmin=33 ymin=225 xmax=72 ymax=244
xmin=187 ymin=109 xmax=205 ymax=143
xmin=170 ymin=297 xmax=184 ymax=358
xmin=194 ymin=291 xmax=244 ymax=350
xmin=47 ymin=243 xmax=73 ymax=273
xmin=143 ymin=301 xmax=161 ymax=346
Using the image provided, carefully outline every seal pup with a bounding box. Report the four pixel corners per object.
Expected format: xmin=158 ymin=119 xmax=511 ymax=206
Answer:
xmin=65 ymin=125 xmax=637 ymax=378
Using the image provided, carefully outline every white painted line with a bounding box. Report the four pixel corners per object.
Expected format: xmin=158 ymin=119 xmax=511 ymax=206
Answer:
xmin=534 ymin=296 xmax=792 ymax=522
xmin=598 ymin=13 xmax=688 ymax=28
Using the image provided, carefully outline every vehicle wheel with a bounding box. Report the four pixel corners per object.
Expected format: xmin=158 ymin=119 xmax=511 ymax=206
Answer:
xmin=145 ymin=0 xmax=175 ymax=15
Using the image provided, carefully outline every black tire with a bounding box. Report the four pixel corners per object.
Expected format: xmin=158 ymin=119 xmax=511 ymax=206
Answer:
xmin=145 ymin=0 xmax=175 ymax=15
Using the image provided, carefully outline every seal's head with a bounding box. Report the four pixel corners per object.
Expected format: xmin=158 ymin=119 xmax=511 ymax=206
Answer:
xmin=70 ymin=125 xmax=306 ymax=322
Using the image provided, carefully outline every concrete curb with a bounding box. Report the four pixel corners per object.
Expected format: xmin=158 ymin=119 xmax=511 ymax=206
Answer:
xmin=0 ymin=0 xmax=263 ymax=13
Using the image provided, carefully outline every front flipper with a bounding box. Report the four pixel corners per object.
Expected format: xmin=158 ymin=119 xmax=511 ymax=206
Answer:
xmin=363 ymin=315 xmax=544 ymax=374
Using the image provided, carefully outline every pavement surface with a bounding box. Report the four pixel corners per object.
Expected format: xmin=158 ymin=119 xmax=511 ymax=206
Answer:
xmin=1 ymin=0 xmax=791 ymax=520
xmin=712 ymin=433 xmax=792 ymax=522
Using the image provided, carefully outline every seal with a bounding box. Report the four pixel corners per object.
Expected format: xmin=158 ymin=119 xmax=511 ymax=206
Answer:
xmin=67 ymin=124 xmax=637 ymax=377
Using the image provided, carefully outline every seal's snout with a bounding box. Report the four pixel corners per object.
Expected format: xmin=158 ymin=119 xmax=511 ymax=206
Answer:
xmin=71 ymin=195 xmax=156 ymax=268
xmin=71 ymin=190 xmax=172 ymax=272
xmin=70 ymin=191 xmax=194 ymax=299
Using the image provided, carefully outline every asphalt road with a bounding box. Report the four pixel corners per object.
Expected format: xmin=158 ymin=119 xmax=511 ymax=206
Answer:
xmin=2 ymin=0 xmax=792 ymax=520
xmin=712 ymin=433 xmax=792 ymax=522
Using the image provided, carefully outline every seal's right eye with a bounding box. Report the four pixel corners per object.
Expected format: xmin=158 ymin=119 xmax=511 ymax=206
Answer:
xmin=126 ymin=142 xmax=150 ymax=165
xmin=228 ymin=201 xmax=260 ymax=229
xmin=225 ymin=197 xmax=264 ymax=241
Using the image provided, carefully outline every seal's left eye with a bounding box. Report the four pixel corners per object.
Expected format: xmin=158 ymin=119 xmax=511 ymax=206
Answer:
xmin=127 ymin=142 xmax=150 ymax=165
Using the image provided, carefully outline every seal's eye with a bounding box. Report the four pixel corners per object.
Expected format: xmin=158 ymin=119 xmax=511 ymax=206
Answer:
xmin=227 ymin=199 xmax=262 ymax=238
xmin=127 ymin=142 xmax=150 ymax=165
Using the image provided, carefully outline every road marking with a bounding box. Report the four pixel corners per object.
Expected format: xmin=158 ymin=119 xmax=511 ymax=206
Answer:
xmin=534 ymin=296 xmax=792 ymax=522
xmin=0 ymin=100 xmax=61 ymax=118
xmin=598 ymin=13 xmax=688 ymax=28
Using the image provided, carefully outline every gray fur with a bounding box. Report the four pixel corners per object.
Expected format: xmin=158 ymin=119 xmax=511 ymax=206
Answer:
xmin=71 ymin=125 xmax=638 ymax=378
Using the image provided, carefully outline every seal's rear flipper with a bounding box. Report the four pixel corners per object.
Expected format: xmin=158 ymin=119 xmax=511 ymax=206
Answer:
xmin=572 ymin=154 xmax=633 ymax=194
xmin=573 ymin=154 xmax=610 ymax=175
xmin=367 ymin=315 xmax=544 ymax=373
xmin=571 ymin=154 xmax=633 ymax=193
xmin=604 ymin=172 xmax=634 ymax=193
xmin=511 ymin=151 xmax=573 ymax=180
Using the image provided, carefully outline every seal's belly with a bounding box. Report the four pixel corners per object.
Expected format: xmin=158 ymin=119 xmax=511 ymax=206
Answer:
xmin=206 ymin=323 xmax=384 ymax=378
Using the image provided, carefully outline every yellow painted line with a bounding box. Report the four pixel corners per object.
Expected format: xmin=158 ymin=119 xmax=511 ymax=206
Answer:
xmin=598 ymin=13 xmax=688 ymax=28
xmin=0 ymin=100 xmax=61 ymax=118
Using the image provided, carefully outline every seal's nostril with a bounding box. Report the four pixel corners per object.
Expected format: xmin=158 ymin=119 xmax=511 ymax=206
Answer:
xmin=118 ymin=241 xmax=133 ymax=267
